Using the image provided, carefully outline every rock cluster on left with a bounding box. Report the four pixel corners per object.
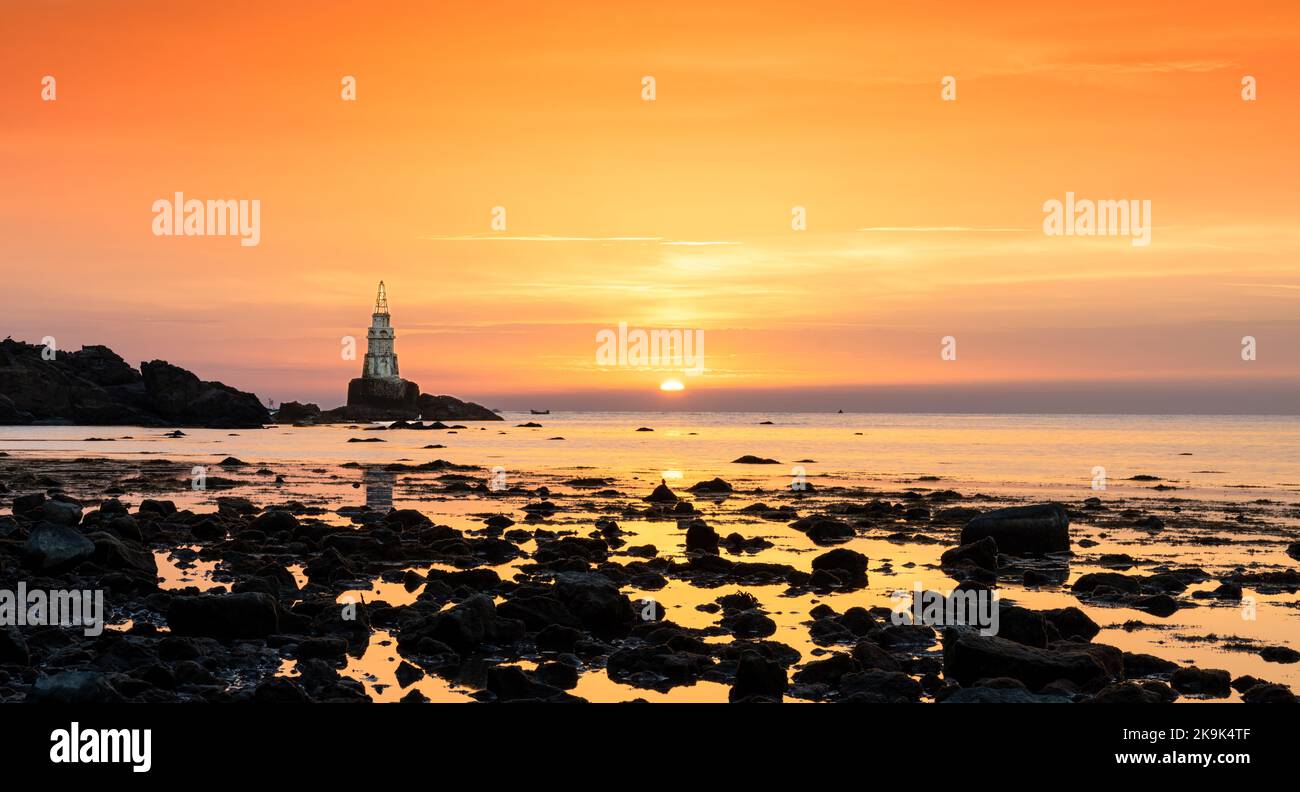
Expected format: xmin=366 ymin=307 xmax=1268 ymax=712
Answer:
xmin=0 ymin=339 xmax=268 ymax=428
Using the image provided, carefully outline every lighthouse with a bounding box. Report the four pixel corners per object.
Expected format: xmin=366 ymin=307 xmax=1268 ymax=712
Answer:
xmin=362 ymin=281 xmax=399 ymax=380
xmin=345 ymin=281 xmax=421 ymax=417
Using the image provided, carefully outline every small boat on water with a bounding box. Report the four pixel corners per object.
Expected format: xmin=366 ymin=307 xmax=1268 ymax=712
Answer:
xmin=530 ymin=409 xmax=550 ymax=415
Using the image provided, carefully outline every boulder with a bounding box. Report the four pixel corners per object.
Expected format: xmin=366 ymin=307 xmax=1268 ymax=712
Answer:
xmin=961 ymin=503 xmax=1069 ymax=555
xmin=41 ymin=499 xmax=83 ymax=526
xmin=28 ymin=671 xmax=126 ymax=704
xmin=1170 ymin=667 xmax=1231 ymax=697
xmin=554 ymin=573 xmax=634 ymax=638
xmin=416 ymin=393 xmax=502 ymax=421
xmin=688 ymin=478 xmax=733 ymax=494
xmin=167 ymin=592 xmax=281 ymax=639
xmin=940 ymin=536 xmax=998 ymax=570
xmin=942 ymin=628 xmax=1110 ymax=690
xmin=730 ymin=650 xmax=787 ymax=701
xmin=400 ymin=594 xmax=525 ymax=654
xmin=23 ymin=522 xmax=95 ymax=572
xmin=643 ymin=482 xmax=678 ymax=504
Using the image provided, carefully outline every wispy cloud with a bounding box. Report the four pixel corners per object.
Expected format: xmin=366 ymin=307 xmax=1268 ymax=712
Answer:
xmin=857 ymin=226 xmax=1028 ymax=233
xmin=417 ymin=234 xmax=738 ymax=246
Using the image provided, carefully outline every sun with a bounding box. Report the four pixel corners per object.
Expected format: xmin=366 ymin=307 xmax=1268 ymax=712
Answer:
xmin=659 ymin=379 xmax=685 ymax=392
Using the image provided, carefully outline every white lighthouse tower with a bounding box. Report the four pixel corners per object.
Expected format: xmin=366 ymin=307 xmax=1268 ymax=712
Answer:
xmin=362 ymin=281 xmax=399 ymax=380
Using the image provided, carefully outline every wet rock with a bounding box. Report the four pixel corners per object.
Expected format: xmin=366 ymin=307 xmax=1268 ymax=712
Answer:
xmin=535 ymin=660 xmax=580 ymax=690
xmin=400 ymin=594 xmax=525 ymax=655
xmin=684 ymin=520 xmax=720 ymax=554
xmin=941 ymin=687 xmax=1071 ymax=703
xmin=1170 ymin=667 xmax=1231 ymax=697
xmin=297 ymin=637 xmax=348 ymax=659
xmin=721 ymin=609 xmax=777 ymax=639
xmin=29 ymin=671 xmax=126 ymax=704
xmin=942 ymin=629 xmax=1110 ymax=690
xmin=254 ymin=677 xmax=314 ymax=703
xmin=720 ymin=532 xmax=773 ymax=553
xmin=961 ymin=503 xmax=1069 ymax=555
xmin=554 ymin=573 xmax=635 ymax=638
xmin=41 ymin=499 xmax=83 ymax=526
xmin=167 ymin=592 xmax=281 ymax=639
xmin=688 ymin=477 xmax=733 ymax=494
xmin=791 ymin=516 xmax=855 ymax=545
xmin=1260 ymin=646 xmax=1300 ymax=664
xmin=810 ymin=548 xmax=868 ymax=584
xmin=0 ymin=627 xmax=30 ymax=665
xmin=1241 ymin=683 xmax=1297 ymax=704
xmin=1086 ymin=681 xmax=1175 ymax=704
xmin=731 ymin=455 xmax=780 ymax=465
xmin=643 ymin=481 xmax=678 ymax=504
xmin=793 ymin=652 xmax=860 ymax=686
xmin=1073 ymin=572 xmax=1140 ymax=594
xmin=1043 ymin=607 xmax=1101 ymax=641
xmin=1123 ymin=652 xmax=1179 ymax=677
xmin=838 ymin=670 xmax=922 ymax=703
xmin=730 ymin=650 xmax=787 ymax=702
xmin=23 ymin=522 xmax=95 ymax=572
xmin=1132 ymin=594 xmax=1180 ymax=617
xmin=138 ymin=499 xmax=177 ymax=517
xmin=607 ymin=644 xmax=714 ymax=689
xmin=940 ymin=536 xmax=998 ymax=571
xmin=535 ymin=624 xmax=584 ymax=653
xmin=851 ymin=640 xmax=900 ymax=671
xmin=89 ymin=532 xmax=158 ymax=576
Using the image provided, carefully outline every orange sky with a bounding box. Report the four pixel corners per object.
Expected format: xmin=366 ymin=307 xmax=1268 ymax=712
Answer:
xmin=2 ymin=0 xmax=1298 ymax=411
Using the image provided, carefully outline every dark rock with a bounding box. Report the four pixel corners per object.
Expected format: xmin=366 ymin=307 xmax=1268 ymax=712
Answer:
xmin=140 ymin=359 xmax=269 ymax=427
xmin=731 ymin=650 xmax=787 ymax=701
xmin=23 ymin=522 xmax=95 ymax=572
xmin=684 ymin=520 xmax=720 ymax=554
xmin=1123 ymin=652 xmax=1179 ymax=677
xmin=1242 ymin=683 xmax=1297 ymax=704
xmin=554 ymin=573 xmax=634 ymax=638
xmin=1260 ymin=646 xmax=1300 ymax=664
xmin=416 ymin=393 xmax=502 ymax=422
xmin=1086 ymin=681 xmax=1173 ymax=704
xmin=961 ymin=503 xmax=1070 ymax=555
xmin=41 ymin=499 xmax=83 ymax=526
xmin=942 ymin=629 xmax=1110 ymax=690
xmin=688 ymin=477 xmax=734 ymax=494
xmin=1170 ymin=667 xmax=1231 ymax=697
xmin=535 ymin=661 xmax=580 ymax=690
xmin=838 ymin=670 xmax=922 ymax=703
xmin=644 ymin=482 xmax=678 ymax=504
xmin=29 ymin=671 xmax=125 ymax=704
xmin=940 ymin=536 xmax=998 ymax=571
xmin=792 ymin=517 xmax=855 ymax=545
xmin=1132 ymin=594 xmax=1180 ymax=617
xmin=167 ymin=592 xmax=280 ymax=639
xmin=793 ymin=652 xmax=860 ymax=686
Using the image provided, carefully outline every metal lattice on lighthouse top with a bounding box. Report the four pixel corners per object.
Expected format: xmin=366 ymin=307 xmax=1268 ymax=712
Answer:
xmin=374 ymin=281 xmax=390 ymax=315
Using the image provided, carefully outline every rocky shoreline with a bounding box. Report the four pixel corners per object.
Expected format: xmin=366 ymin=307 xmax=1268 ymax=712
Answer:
xmin=0 ymin=339 xmax=502 ymax=427
xmin=1 ymin=449 xmax=1297 ymax=704
xmin=0 ymin=340 xmax=268 ymax=428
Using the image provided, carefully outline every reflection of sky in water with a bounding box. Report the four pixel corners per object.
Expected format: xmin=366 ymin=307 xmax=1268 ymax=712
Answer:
xmin=364 ymin=468 xmax=395 ymax=512
xmin=4 ymin=412 xmax=1299 ymax=702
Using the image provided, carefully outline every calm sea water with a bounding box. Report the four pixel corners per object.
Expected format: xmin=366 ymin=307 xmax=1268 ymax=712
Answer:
xmin=3 ymin=412 xmax=1298 ymax=702
xmin=3 ymin=412 xmax=1297 ymax=502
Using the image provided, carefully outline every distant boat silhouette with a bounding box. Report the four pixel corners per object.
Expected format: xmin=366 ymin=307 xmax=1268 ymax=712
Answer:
xmin=530 ymin=409 xmax=550 ymax=415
